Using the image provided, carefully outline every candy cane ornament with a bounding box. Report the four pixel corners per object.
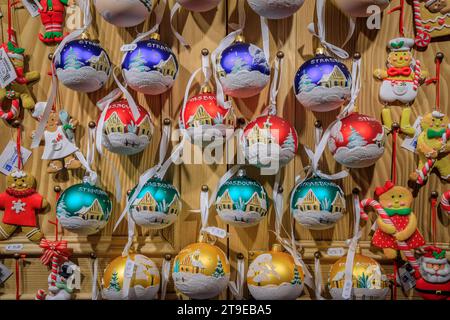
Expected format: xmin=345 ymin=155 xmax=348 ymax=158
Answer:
xmin=441 ymin=190 xmax=450 ymax=215
xmin=413 ymin=0 xmax=432 ymax=48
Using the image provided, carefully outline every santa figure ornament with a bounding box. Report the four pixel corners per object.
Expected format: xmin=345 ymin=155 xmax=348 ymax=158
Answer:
xmin=102 ymin=254 xmax=160 ymax=300
xmin=55 ymin=36 xmax=112 ymax=93
xmin=415 ymin=246 xmax=450 ymax=300
xmin=247 ymin=0 xmax=305 ymax=19
xmin=247 ymin=244 xmax=304 ymax=300
xmin=216 ymin=35 xmax=270 ymax=99
xmin=99 ymin=99 xmax=154 ymax=155
xmin=94 ymin=0 xmax=153 ymax=28
xmin=334 ymin=0 xmax=390 ymax=17
xmin=176 ymin=0 xmax=221 ymax=12
xmin=328 ymin=112 xmax=386 ymax=168
xmin=294 ymin=48 xmax=352 ymax=112
xmin=122 ymin=33 xmax=179 ymax=96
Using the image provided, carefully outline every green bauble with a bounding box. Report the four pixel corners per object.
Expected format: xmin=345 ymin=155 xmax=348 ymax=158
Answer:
xmin=128 ymin=178 xmax=180 ymax=229
xmin=215 ymin=169 xmax=269 ymax=227
xmin=290 ymin=177 xmax=346 ymax=230
xmin=57 ymin=182 xmax=113 ymax=235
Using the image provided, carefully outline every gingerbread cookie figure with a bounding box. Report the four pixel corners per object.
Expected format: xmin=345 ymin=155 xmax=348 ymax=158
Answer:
xmin=41 ymin=110 xmax=81 ymax=173
xmin=371 ymin=181 xmax=425 ymax=260
xmin=0 ymin=41 xmax=40 ymax=121
xmin=374 ymin=38 xmax=428 ymax=136
xmin=422 ymin=0 xmax=450 ymax=14
xmin=0 ymin=171 xmax=48 ymax=242
xmin=410 ymin=111 xmax=450 ymax=183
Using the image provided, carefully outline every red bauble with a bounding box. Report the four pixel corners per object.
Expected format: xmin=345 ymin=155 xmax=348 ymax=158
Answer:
xmin=241 ymin=115 xmax=298 ymax=169
xmin=180 ymin=92 xmax=235 ymax=144
xmin=100 ymin=99 xmax=154 ymax=155
xmin=328 ymin=113 xmax=386 ymax=168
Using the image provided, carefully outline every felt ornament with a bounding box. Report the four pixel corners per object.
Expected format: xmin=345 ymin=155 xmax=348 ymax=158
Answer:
xmin=38 ymin=0 xmax=73 ymax=43
xmin=93 ymin=0 xmax=153 ymax=27
xmin=176 ymin=0 xmax=221 ymax=12
xmin=409 ymin=111 xmax=450 ymax=184
xmin=0 ymin=41 xmax=40 ymax=121
xmin=101 ymin=254 xmax=161 ymax=300
xmin=247 ymin=0 xmax=305 ymax=19
xmin=415 ymin=246 xmax=450 ymax=300
xmin=373 ymin=37 xmax=428 ymax=135
xmin=247 ymin=244 xmax=305 ymax=300
xmin=334 ymin=0 xmax=390 ymax=17
xmin=360 ymin=181 xmax=426 ymax=262
xmin=55 ymin=37 xmax=112 ymax=93
xmin=441 ymin=190 xmax=450 ymax=216
xmin=0 ymin=170 xmax=48 ymax=242
xmin=412 ymin=0 xmax=450 ymax=48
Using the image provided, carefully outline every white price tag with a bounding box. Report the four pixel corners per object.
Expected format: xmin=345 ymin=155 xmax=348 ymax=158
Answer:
xmin=203 ymin=227 xmax=228 ymax=239
xmin=327 ymin=247 xmax=345 ymax=257
xmin=401 ymin=116 xmax=423 ymax=153
xmin=124 ymin=259 xmax=135 ymax=279
xmin=0 ymin=48 xmax=18 ymax=88
xmin=21 ymin=0 xmax=41 ymax=17
xmin=120 ymin=44 xmax=137 ymax=52
xmin=4 ymin=244 xmax=24 ymax=251
xmin=0 ymin=141 xmax=32 ymax=176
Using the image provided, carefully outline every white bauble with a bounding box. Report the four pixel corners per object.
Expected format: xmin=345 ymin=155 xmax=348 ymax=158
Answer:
xmin=177 ymin=0 xmax=221 ymax=12
xmin=94 ymin=0 xmax=153 ymax=27
xmin=247 ymin=0 xmax=305 ymax=19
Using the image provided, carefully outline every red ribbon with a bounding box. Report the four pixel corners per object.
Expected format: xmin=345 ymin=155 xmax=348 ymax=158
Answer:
xmin=375 ymin=180 xmax=395 ymax=197
xmin=387 ymin=67 xmax=412 ymax=77
xmin=39 ymin=239 xmax=71 ymax=266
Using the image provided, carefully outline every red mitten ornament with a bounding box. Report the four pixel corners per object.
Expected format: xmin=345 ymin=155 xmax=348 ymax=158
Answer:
xmin=0 ymin=171 xmax=48 ymax=242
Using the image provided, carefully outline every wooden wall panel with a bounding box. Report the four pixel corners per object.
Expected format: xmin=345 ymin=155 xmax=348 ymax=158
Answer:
xmin=0 ymin=0 xmax=448 ymax=300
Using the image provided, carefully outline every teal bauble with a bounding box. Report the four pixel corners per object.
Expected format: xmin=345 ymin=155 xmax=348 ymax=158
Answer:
xmin=57 ymin=182 xmax=113 ymax=235
xmin=128 ymin=178 xmax=181 ymax=229
xmin=215 ymin=169 xmax=269 ymax=227
xmin=290 ymin=177 xmax=346 ymax=230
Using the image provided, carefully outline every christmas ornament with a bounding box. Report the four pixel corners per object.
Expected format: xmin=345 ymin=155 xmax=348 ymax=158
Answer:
xmin=328 ymin=112 xmax=386 ymax=168
xmin=247 ymin=244 xmax=304 ymax=300
xmin=441 ymin=190 xmax=450 ymax=216
xmin=412 ymin=0 xmax=450 ymax=48
xmin=290 ymin=177 xmax=346 ymax=230
xmin=38 ymin=0 xmax=71 ymax=43
xmin=247 ymin=0 xmax=304 ymax=19
xmin=373 ymin=38 xmax=427 ymax=135
xmin=55 ymin=38 xmax=112 ymax=93
xmin=128 ymin=177 xmax=181 ymax=229
xmin=294 ymin=48 xmax=352 ymax=112
xmin=122 ymin=33 xmax=179 ymax=96
xmin=0 ymin=41 xmax=40 ymax=121
xmin=328 ymin=252 xmax=390 ymax=300
xmin=334 ymin=0 xmax=390 ymax=17
xmin=216 ymin=36 xmax=270 ymax=99
xmin=99 ymin=99 xmax=154 ymax=155
xmin=241 ymin=115 xmax=298 ymax=169
xmin=102 ymin=254 xmax=161 ymax=300
xmin=0 ymin=171 xmax=48 ymax=242
xmin=415 ymin=246 xmax=450 ymax=300
xmin=172 ymin=242 xmax=230 ymax=299
xmin=215 ymin=169 xmax=269 ymax=227
xmin=177 ymin=0 xmax=221 ymax=12
xmin=360 ymin=181 xmax=425 ymax=261
xmin=56 ymin=182 xmax=112 ymax=235
xmin=409 ymin=111 xmax=450 ymax=184
xmin=180 ymin=88 xmax=235 ymax=145
xmin=93 ymin=0 xmax=153 ymax=27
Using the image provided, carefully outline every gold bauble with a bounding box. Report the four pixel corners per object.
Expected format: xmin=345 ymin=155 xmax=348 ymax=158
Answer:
xmin=102 ymin=254 xmax=160 ymax=300
xmin=247 ymin=245 xmax=304 ymax=300
xmin=172 ymin=242 xmax=230 ymax=299
xmin=328 ymin=253 xmax=389 ymax=300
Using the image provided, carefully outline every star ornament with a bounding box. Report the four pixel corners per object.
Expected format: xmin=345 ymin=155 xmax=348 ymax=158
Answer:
xmin=11 ymin=200 xmax=26 ymax=214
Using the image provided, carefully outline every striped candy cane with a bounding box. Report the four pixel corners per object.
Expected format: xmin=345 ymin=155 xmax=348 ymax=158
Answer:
xmin=413 ymin=59 xmax=421 ymax=91
xmin=50 ymin=255 xmax=59 ymax=287
xmin=0 ymin=99 xmax=20 ymax=121
xmin=35 ymin=289 xmax=46 ymax=300
xmin=441 ymin=190 xmax=450 ymax=215
xmin=360 ymin=199 xmax=420 ymax=275
xmin=413 ymin=0 xmax=431 ymax=48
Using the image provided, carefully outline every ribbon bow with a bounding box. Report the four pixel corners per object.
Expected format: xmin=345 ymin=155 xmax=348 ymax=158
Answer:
xmin=374 ymin=180 xmax=395 ymax=197
xmin=427 ymin=128 xmax=447 ymax=139
xmin=387 ymin=67 xmax=412 ymax=77
xmin=39 ymin=239 xmax=71 ymax=266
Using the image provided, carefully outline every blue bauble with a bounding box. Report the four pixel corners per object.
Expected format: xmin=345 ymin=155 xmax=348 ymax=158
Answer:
xmin=55 ymin=39 xmax=111 ymax=93
xmin=290 ymin=177 xmax=346 ymax=230
xmin=216 ymin=38 xmax=270 ymax=98
xmin=215 ymin=169 xmax=269 ymax=227
xmin=56 ymin=182 xmax=113 ymax=235
xmin=122 ymin=35 xmax=179 ymax=95
xmin=128 ymin=178 xmax=181 ymax=229
xmin=293 ymin=50 xmax=351 ymax=112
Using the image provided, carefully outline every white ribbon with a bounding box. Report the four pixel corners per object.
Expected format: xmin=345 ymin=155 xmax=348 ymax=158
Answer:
xmin=86 ymin=124 xmax=96 ymax=166
xmin=170 ymin=2 xmax=190 ymax=48
xmin=200 ymin=187 xmax=210 ymax=233
xmin=31 ymin=0 xmax=92 ymax=149
xmin=342 ymin=192 xmax=362 ymax=300
xmin=314 ymin=254 xmax=324 ymax=300
xmin=75 ymin=150 xmax=98 ymax=185
xmin=91 ymin=255 xmax=98 ymax=300
xmin=114 ymin=69 xmax=140 ymax=120
xmin=340 ymin=56 xmax=362 ymax=118
xmin=160 ymin=257 xmax=171 ymax=300
xmin=260 ymin=17 xmax=271 ymax=63
xmin=114 ymin=170 xmax=122 ymax=202
xmin=228 ymin=256 xmax=245 ymax=300
xmin=132 ymin=0 xmax=167 ymax=44
xmin=307 ymin=0 xmax=350 ymax=59
xmin=263 ymin=56 xmax=282 ymax=116
xmin=273 ymin=171 xmax=284 ymax=236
